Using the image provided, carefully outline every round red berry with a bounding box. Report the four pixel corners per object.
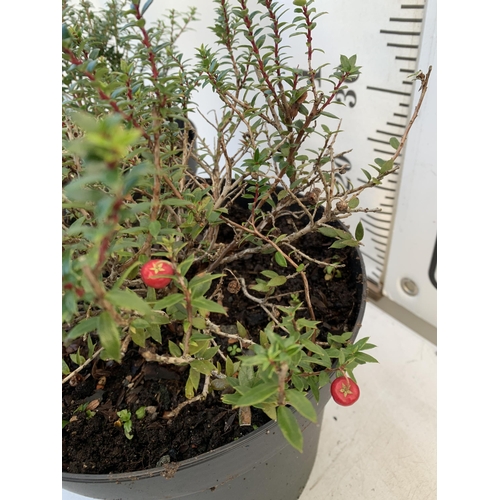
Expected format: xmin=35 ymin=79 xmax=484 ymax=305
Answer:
xmin=140 ymin=260 xmax=173 ymax=289
xmin=330 ymin=376 xmax=360 ymax=406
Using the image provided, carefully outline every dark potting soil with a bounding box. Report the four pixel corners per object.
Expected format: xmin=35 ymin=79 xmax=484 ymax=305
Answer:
xmin=62 ymin=201 xmax=364 ymax=475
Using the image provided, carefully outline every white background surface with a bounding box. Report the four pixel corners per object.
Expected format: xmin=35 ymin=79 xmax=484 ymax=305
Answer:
xmin=63 ymin=301 xmax=437 ymax=500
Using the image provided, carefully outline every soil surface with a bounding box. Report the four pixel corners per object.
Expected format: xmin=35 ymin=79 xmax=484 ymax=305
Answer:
xmin=62 ymin=200 xmax=364 ymax=475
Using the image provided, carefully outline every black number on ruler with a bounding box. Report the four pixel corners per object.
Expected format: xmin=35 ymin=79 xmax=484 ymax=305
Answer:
xmin=334 ymin=154 xmax=352 ymax=190
xmin=335 ymin=90 xmax=357 ymax=108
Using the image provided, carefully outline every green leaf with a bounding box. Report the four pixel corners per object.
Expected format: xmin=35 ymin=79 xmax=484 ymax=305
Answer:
xmin=62 ymin=359 xmax=71 ymax=375
xmin=236 ymin=321 xmax=248 ymax=338
xmin=130 ymin=327 xmax=146 ymax=347
xmin=147 ymin=323 xmax=162 ymax=343
xmin=274 ymin=251 xmax=287 ymax=268
xmin=149 ymin=220 xmax=161 ymax=237
xmin=140 ymin=0 xmax=154 ymax=16
xmin=162 ymin=198 xmax=192 ymax=207
xmin=191 ymin=297 xmax=227 ymax=314
xmin=389 ymin=137 xmax=400 ymax=149
xmin=235 ymin=382 xmax=278 ymax=407
xmin=355 ymin=221 xmax=364 ymax=241
xmin=154 ymin=293 xmax=185 ymax=310
xmin=190 ymin=359 xmax=216 ymax=375
xmin=66 ymin=316 xmax=99 ymax=341
xmin=318 ymin=370 xmax=331 ymax=389
xmin=106 ymin=289 xmax=151 ymax=315
xmin=268 ymin=276 xmax=287 ymax=287
xmin=277 ymin=406 xmax=303 ymax=452
xmin=186 ymin=366 xmax=200 ymax=399
xmin=98 ymin=312 xmax=121 ymax=361
xmin=355 ymin=352 xmax=379 ymax=364
xmin=136 ymin=406 xmax=147 ymax=419
xmin=177 ymin=255 xmax=195 ymax=277
xmin=168 ymin=340 xmax=182 ymax=357
xmin=261 ymin=270 xmax=279 ymax=279
xmin=380 ymin=158 xmax=394 ymax=174
xmin=285 ymin=389 xmax=317 ymax=423
xmin=348 ymin=197 xmax=359 ymax=209
xmin=318 ymin=226 xmax=338 ymax=238
xmin=226 ymin=356 xmax=235 ymax=377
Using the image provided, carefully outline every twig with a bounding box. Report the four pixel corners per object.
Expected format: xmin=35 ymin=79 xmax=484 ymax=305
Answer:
xmin=205 ymin=318 xmax=255 ymax=347
xmin=162 ymin=375 xmax=210 ymax=420
xmin=62 ymin=347 xmax=104 ymax=385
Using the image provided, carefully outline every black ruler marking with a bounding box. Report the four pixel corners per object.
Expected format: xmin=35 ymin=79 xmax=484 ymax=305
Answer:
xmin=387 ymin=43 xmax=419 ymax=49
xmin=390 ymin=17 xmax=423 ymax=22
xmin=380 ymin=30 xmax=421 ymax=36
xmin=396 ymin=56 xmax=417 ymax=61
xmin=386 ymin=122 xmax=406 ymax=128
xmin=367 ymin=86 xmax=412 ymax=96
xmin=376 ymin=129 xmax=403 ymax=137
xmin=374 ymin=149 xmax=396 ymax=155
xmin=365 ymin=213 xmax=393 ymax=223
xmin=362 ymin=218 xmax=391 ymax=232
xmin=361 ymin=251 xmax=385 ymax=267
xmin=401 ymin=5 xmax=425 ymax=9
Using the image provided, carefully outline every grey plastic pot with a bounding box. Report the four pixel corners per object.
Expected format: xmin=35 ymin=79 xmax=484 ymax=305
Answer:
xmin=63 ymin=219 xmax=367 ymax=500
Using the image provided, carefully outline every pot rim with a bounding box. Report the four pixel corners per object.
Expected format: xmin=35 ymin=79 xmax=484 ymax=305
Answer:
xmin=63 ymin=226 xmax=367 ymax=485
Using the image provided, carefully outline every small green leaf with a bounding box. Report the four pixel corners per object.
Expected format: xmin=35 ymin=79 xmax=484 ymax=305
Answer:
xmin=261 ymin=270 xmax=279 ymax=279
xmin=147 ymin=324 xmax=162 ymax=343
xmin=268 ymin=276 xmax=287 ymax=287
xmin=191 ymin=297 xmax=227 ymax=314
xmin=236 ymin=321 xmax=248 ymax=338
xmin=190 ymin=359 xmax=216 ymax=375
xmin=186 ymin=366 xmax=201 ymax=399
xmin=62 ymin=359 xmax=71 ymax=375
xmin=355 ymin=352 xmax=379 ymax=364
xmin=389 ymin=137 xmax=400 ymax=149
xmin=285 ymin=389 xmax=317 ymax=423
xmin=226 ymin=356 xmax=235 ymax=377
xmin=154 ymin=293 xmax=185 ymax=310
xmin=106 ymin=289 xmax=151 ymax=315
xmin=235 ymin=382 xmax=278 ymax=407
xmin=98 ymin=312 xmax=121 ymax=361
xmin=274 ymin=251 xmax=287 ymax=268
xmin=348 ymin=197 xmax=359 ymax=209
xmin=149 ymin=220 xmax=161 ymax=237
xmin=277 ymin=406 xmax=303 ymax=452
xmin=135 ymin=406 xmax=147 ymax=420
xmin=168 ymin=340 xmax=182 ymax=357
xmin=130 ymin=327 xmax=146 ymax=347
xmin=355 ymin=221 xmax=364 ymax=241
xmin=380 ymin=158 xmax=394 ymax=174
xmin=66 ymin=316 xmax=99 ymax=341
xmin=361 ymin=168 xmax=372 ymax=181
xmin=140 ymin=0 xmax=154 ymax=16
xmin=318 ymin=226 xmax=338 ymax=238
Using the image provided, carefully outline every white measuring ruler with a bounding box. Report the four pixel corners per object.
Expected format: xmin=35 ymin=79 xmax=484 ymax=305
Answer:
xmin=87 ymin=0 xmax=437 ymax=327
xmin=301 ymin=0 xmax=437 ymax=327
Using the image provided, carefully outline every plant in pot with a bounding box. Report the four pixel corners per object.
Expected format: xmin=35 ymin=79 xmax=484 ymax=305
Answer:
xmin=62 ymin=0 xmax=431 ymax=498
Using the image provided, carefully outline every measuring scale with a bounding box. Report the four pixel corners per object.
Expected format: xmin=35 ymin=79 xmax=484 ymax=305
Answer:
xmin=87 ymin=0 xmax=437 ymax=327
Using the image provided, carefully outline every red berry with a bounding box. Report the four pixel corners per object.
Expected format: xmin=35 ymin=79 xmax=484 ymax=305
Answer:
xmin=140 ymin=260 xmax=173 ymax=289
xmin=330 ymin=376 xmax=360 ymax=406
